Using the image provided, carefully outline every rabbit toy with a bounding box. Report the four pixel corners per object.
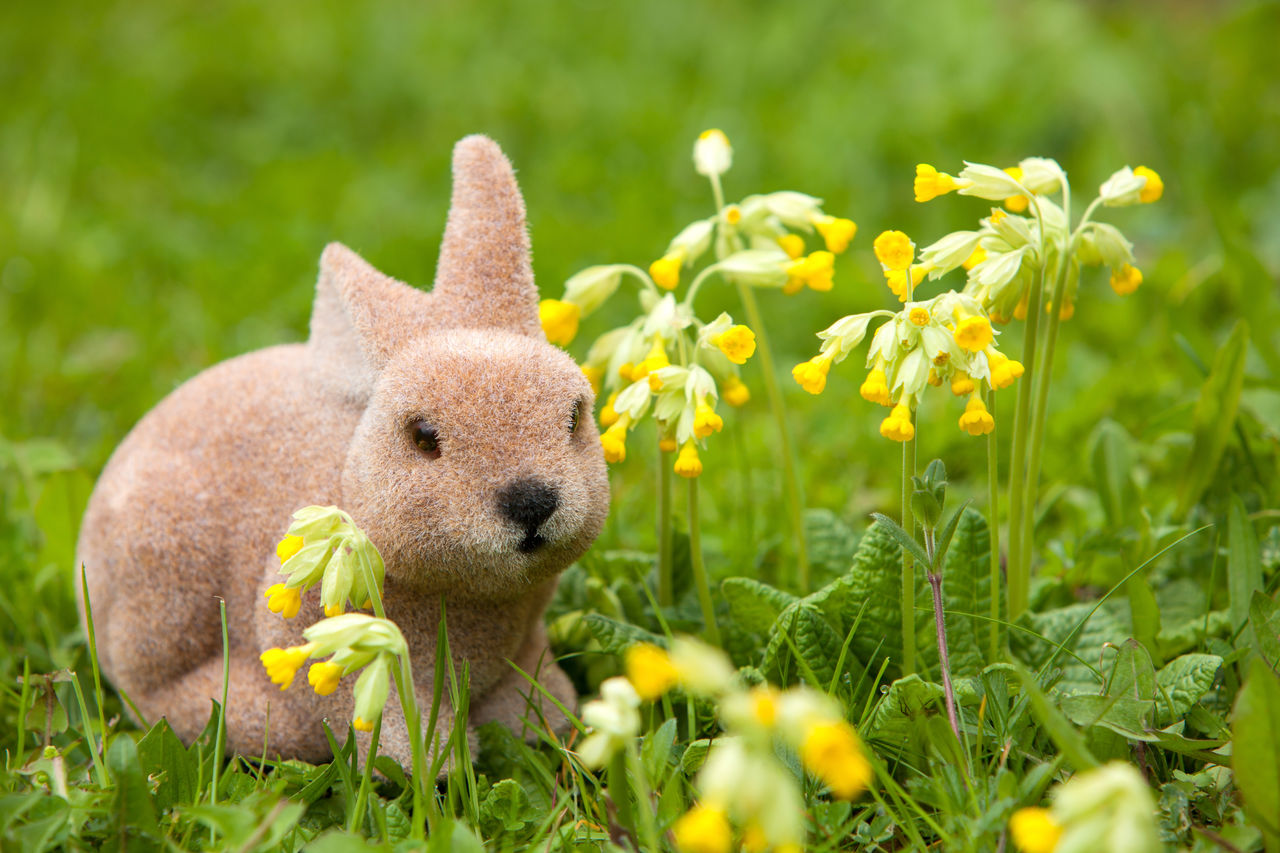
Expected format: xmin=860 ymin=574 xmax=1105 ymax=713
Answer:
xmin=76 ymin=135 xmax=610 ymax=766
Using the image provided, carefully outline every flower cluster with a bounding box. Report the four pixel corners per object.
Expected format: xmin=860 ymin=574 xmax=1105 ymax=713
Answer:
xmin=1010 ymin=761 xmax=1160 ymax=853
xmin=912 ymin=158 xmax=1162 ymax=322
xmin=264 ymin=505 xmax=385 ymax=619
xmin=539 ymin=130 xmax=857 ymax=477
xmin=260 ymin=613 xmax=406 ymax=732
xmin=794 ymin=237 xmax=1022 ymax=441
xmin=578 ymin=638 xmax=871 ymax=853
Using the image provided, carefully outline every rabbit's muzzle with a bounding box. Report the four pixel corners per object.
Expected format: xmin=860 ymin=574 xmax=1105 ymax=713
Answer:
xmin=497 ymin=478 xmax=560 ymax=553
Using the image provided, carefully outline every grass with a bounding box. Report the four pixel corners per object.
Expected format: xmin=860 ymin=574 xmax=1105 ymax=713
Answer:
xmin=3 ymin=0 xmax=1280 ymax=849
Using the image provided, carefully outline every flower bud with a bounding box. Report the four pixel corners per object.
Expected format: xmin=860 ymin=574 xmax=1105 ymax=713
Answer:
xmin=694 ymin=129 xmax=733 ymax=177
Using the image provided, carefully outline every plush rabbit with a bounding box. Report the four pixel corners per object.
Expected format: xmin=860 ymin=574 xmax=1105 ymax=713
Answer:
xmin=76 ymin=135 xmax=609 ymax=766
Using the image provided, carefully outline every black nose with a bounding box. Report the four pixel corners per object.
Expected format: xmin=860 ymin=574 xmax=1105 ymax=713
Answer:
xmin=497 ymin=479 xmax=559 ymax=552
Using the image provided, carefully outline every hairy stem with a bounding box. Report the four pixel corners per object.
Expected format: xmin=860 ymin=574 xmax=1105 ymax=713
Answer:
xmin=656 ymin=437 xmax=674 ymax=607
xmin=987 ymin=389 xmax=1002 ymax=661
xmin=901 ymin=430 xmax=917 ymax=675
xmin=1005 ymin=266 xmax=1045 ymax=619
xmin=688 ymin=477 xmax=722 ymax=646
xmin=928 ymin=571 xmax=962 ymax=743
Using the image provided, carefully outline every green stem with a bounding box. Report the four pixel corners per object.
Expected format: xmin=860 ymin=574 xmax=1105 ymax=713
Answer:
xmin=687 ymin=477 xmax=722 ymax=646
xmin=657 ymin=436 xmax=674 ymax=607
xmin=1005 ymin=265 xmax=1045 ymax=620
xmin=986 ymin=389 xmax=1002 ymax=662
xmin=734 ymin=279 xmax=810 ymax=591
xmin=349 ymin=715 xmax=382 ymax=834
xmin=901 ymin=429 xmax=917 ymax=676
xmin=625 ymin=743 xmax=660 ymax=853
xmin=211 ymin=599 xmax=229 ymax=808
xmin=1020 ymin=260 xmax=1073 ymax=578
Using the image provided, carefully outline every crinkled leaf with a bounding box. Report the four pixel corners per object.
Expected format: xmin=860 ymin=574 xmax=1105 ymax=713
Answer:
xmin=480 ymin=779 xmax=532 ymax=835
xmin=804 ymin=508 xmax=861 ymax=581
xmin=1156 ymin=653 xmax=1223 ymax=725
xmin=722 ymin=577 xmax=798 ymax=637
xmin=1232 ymin=658 xmax=1280 ymax=847
xmin=865 ymin=675 xmax=946 ymax=747
xmin=583 ymin=613 xmax=663 ymax=656
xmin=810 ymin=520 xmax=909 ymax=670
xmin=931 ymin=507 xmax=992 ymax=679
xmin=762 ymin=602 xmax=842 ymax=688
xmin=1251 ymin=591 xmax=1280 ymax=670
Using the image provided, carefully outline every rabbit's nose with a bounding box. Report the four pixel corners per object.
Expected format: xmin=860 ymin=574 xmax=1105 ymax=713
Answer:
xmin=497 ymin=478 xmax=560 ymax=552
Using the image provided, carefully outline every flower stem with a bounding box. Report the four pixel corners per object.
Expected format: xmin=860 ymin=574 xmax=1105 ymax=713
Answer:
xmin=657 ymin=437 xmax=674 ymax=607
xmin=1020 ymin=260 xmax=1072 ymax=579
xmin=349 ymin=715 xmax=382 ymax=834
xmin=1005 ymin=266 xmax=1046 ymax=620
xmin=901 ymin=429 xmax=917 ymax=676
xmin=986 ymin=388 xmax=1002 ymax=662
xmin=928 ymin=571 xmax=962 ymax=743
xmin=687 ymin=477 xmax=722 ymax=646
xmin=734 ymin=279 xmax=810 ymax=591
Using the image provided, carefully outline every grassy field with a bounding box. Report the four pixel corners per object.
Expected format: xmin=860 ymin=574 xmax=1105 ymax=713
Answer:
xmin=3 ymin=0 xmax=1280 ymax=850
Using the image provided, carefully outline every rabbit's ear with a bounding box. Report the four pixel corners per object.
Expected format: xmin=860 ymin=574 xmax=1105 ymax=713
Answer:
xmin=431 ymin=135 xmax=541 ymax=336
xmin=309 ymin=243 xmax=433 ymax=399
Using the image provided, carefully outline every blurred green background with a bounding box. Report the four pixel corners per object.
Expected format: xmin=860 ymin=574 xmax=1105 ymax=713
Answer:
xmin=3 ymin=0 xmax=1278 ymax=558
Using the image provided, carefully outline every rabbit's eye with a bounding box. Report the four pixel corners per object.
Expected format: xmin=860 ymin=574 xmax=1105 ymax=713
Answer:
xmin=568 ymin=399 xmax=582 ymax=434
xmin=410 ymin=421 xmax=440 ymax=457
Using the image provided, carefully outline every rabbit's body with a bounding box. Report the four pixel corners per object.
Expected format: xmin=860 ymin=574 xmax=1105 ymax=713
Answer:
xmin=78 ymin=137 xmax=607 ymax=766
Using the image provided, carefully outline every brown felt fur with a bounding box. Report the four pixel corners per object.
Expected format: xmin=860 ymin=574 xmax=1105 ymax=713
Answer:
xmin=77 ymin=136 xmax=609 ymax=767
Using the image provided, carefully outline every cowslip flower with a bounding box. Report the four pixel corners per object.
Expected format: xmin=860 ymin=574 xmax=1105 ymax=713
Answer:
xmin=953 ymin=315 xmax=994 ymax=352
xmin=673 ymin=804 xmax=732 ymax=853
xmin=880 ymin=403 xmax=915 ymax=442
xmin=1009 ymin=807 xmax=1062 ymax=853
xmin=783 ymin=251 xmax=835 ymax=294
xmin=1100 ymin=165 xmax=1163 ymax=207
xmin=267 ymin=506 xmax=386 ymax=620
xmin=710 ymin=324 xmax=756 ymax=365
xmin=538 ymin=298 xmax=580 ymax=346
xmin=578 ymin=677 xmax=641 ymax=767
xmin=674 ymin=441 xmax=703 ymax=478
xmin=693 ymin=399 xmax=724 ymax=437
xmin=860 ymin=367 xmax=892 ymax=406
xmin=914 ymin=164 xmax=963 ymax=202
xmin=873 ymin=230 xmax=915 ymax=271
xmin=798 ymin=720 xmax=872 ymax=800
xmin=261 ymin=644 xmax=314 ymax=690
xmin=721 ymin=375 xmax=750 ymax=406
xmin=812 ymin=214 xmax=857 ymax=253
xmin=625 ymin=643 xmax=680 ymax=700
xmin=792 ymin=353 xmax=834 ymax=395
xmin=958 ymin=395 xmax=995 ymax=435
xmin=694 ymin=129 xmax=733 ymax=178
xmin=1110 ymin=263 xmax=1142 ymax=295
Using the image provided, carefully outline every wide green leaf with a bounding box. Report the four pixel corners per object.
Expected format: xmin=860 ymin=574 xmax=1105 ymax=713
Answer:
xmin=762 ymin=602 xmax=842 ymax=688
xmin=1176 ymin=321 xmax=1248 ymax=518
xmin=1155 ymin=653 xmax=1223 ymax=725
xmin=1232 ymin=658 xmax=1280 ymax=849
xmin=722 ymin=577 xmax=798 ymax=637
xmin=1229 ymin=494 xmax=1263 ymax=636
xmin=583 ymin=613 xmax=663 ymax=655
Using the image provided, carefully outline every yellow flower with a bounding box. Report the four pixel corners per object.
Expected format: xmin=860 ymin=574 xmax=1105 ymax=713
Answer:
xmin=625 ymin=643 xmax=680 ymax=700
xmin=959 ymin=396 xmax=995 ymax=436
xmin=1134 ymin=166 xmax=1163 ymax=203
xmin=260 ymin=643 xmax=315 ymax=690
xmin=741 ymin=822 xmax=769 ymax=853
xmin=914 ymin=164 xmax=961 ymax=202
xmin=353 ymin=717 xmax=375 ymax=732
xmin=674 ymin=441 xmax=703 ymax=478
xmin=962 ymin=245 xmax=987 ymax=271
xmin=813 ymin=215 xmax=857 ymax=254
xmin=672 ymin=805 xmax=732 ymax=853
xmin=634 ymin=339 xmax=670 ymax=378
xmin=694 ymin=400 xmax=724 ymax=438
xmin=264 ymin=583 xmax=302 ymax=619
xmin=1003 ymin=167 xmax=1030 ymax=212
xmin=1013 ymin=293 xmax=1029 ymax=320
xmin=722 ymin=375 xmax=750 ymax=407
xmin=927 ymin=368 xmax=943 ymax=387
xmin=582 ymin=365 xmax=603 ymax=394
xmin=538 ymin=299 xmax=580 ymax=346
xmin=785 ymin=251 xmax=835 ymax=293
xmin=879 ymin=403 xmax=915 ymax=442
xmin=650 ymin=253 xmax=684 ymax=290
xmin=1009 ymin=806 xmax=1062 ymax=853
xmin=307 ymin=660 xmax=344 ymax=696
xmin=724 ymin=204 xmax=742 ymax=225
xmin=874 ymin=230 xmax=915 ymax=271
xmin=599 ymin=392 xmax=619 ymax=428
xmin=799 ymin=721 xmax=872 ymax=800
xmin=989 ymin=352 xmax=1025 ymax=389
xmin=777 ymin=234 xmax=805 ymax=259
xmin=601 ymin=421 xmax=629 ymax=463
xmin=1110 ymin=263 xmax=1142 ymax=295
xmin=659 ymin=436 xmax=678 ymax=453
xmin=1045 ymin=298 xmax=1075 ymax=320
xmin=954 ymin=315 xmax=993 ymax=352
xmin=950 ymin=371 xmax=975 ymax=396
xmin=792 ymin=353 xmax=833 ymax=395
xmin=277 ymin=534 xmax=304 ymax=564
xmin=711 ymin=325 xmax=757 ymax=365
xmin=749 ymin=686 xmax=779 ymax=728
xmin=859 ymin=368 xmax=892 ymax=406
xmin=908 ymin=306 xmax=931 ymax=327
xmin=324 ymin=603 xmax=343 ymax=618
xmin=885 ymin=265 xmax=927 ymax=302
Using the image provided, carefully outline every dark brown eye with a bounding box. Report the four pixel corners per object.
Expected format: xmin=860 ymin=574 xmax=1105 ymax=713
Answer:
xmin=569 ymin=399 xmax=582 ymax=434
xmin=410 ymin=421 xmax=440 ymax=457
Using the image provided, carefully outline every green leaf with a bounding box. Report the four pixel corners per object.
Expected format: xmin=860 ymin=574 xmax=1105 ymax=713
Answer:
xmin=929 ymin=508 xmax=992 ymax=679
xmin=1232 ymin=658 xmax=1280 ymax=849
xmin=1156 ymin=653 xmax=1223 ymax=725
xmin=1061 ymin=639 xmax=1158 ymax=742
xmin=804 ymin=508 xmax=861 ymax=580
xmin=641 ymin=717 xmax=677 ymax=783
xmin=106 ymin=733 xmax=159 ymax=843
xmin=582 ymin=613 xmax=663 ymax=655
xmin=1177 ymin=321 xmax=1248 ymax=518
xmin=865 ymin=675 xmax=947 ymax=747
xmin=6 ymin=795 xmax=69 ymax=852
xmin=762 ymin=602 xmax=842 ymax=688
xmin=33 ymin=468 xmax=92 ymax=575
xmin=136 ymin=718 xmax=197 ymax=813
xmin=1090 ymin=419 xmax=1138 ymax=528
xmin=1230 ymin=495 xmax=1264 ymax=636
xmin=722 ymin=577 xmax=798 ymax=637
xmin=1126 ymin=573 xmax=1163 ymax=667
xmin=480 ymin=779 xmax=533 ymax=835
xmin=1251 ymin=591 xmax=1280 ymax=669
xmin=870 ymin=512 xmax=931 ymax=568
xmin=680 ymin=739 xmax=711 ymax=775
xmin=1010 ymin=664 xmax=1098 ymax=772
